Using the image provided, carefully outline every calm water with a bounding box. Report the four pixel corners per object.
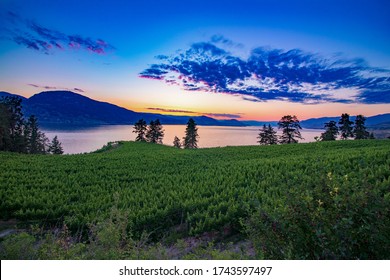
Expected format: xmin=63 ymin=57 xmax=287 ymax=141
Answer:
xmin=43 ymin=125 xmax=324 ymax=154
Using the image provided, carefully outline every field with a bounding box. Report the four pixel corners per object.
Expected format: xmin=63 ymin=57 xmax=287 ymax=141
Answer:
xmin=0 ymin=140 xmax=389 ymax=259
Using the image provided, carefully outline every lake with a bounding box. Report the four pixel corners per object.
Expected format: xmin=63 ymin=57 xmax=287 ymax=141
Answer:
xmin=42 ymin=125 xmax=324 ymax=154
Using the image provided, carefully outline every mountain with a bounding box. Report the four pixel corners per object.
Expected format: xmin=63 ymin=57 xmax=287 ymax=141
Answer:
xmin=242 ymin=120 xmax=278 ymax=126
xmin=3 ymin=90 xmax=389 ymax=129
xmin=2 ymin=90 xmax=245 ymax=127
xmin=301 ymin=114 xmax=390 ymax=129
xmin=0 ymin=91 xmax=27 ymax=100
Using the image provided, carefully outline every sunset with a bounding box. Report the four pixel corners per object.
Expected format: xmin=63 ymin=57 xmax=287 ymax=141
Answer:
xmin=1 ymin=0 xmax=389 ymax=121
xmin=1 ymin=0 xmax=389 ymax=275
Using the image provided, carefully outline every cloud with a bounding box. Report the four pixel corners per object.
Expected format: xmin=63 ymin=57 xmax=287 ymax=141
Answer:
xmin=147 ymin=107 xmax=242 ymax=119
xmin=147 ymin=107 xmax=196 ymax=114
xmin=140 ymin=41 xmax=390 ymax=104
xmin=27 ymin=84 xmax=85 ymax=93
xmin=1 ymin=11 xmax=115 ymax=55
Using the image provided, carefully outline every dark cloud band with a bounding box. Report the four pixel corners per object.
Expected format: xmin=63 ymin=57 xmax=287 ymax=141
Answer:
xmin=140 ymin=41 xmax=390 ymax=104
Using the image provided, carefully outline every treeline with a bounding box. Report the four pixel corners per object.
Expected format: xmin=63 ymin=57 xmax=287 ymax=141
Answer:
xmin=0 ymin=96 xmax=63 ymax=154
xmin=133 ymin=118 xmax=199 ymax=149
xmin=258 ymin=113 xmax=375 ymax=145
xmin=319 ymin=113 xmax=374 ymax=141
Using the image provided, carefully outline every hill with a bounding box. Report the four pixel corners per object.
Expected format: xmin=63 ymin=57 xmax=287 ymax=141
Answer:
xmin=2 ymin=90 xmax=245 ymax=127
xmin=301 ymin=114 xmax=390 ymax=129
xmin=0 ymin=140 xmax=389 ymax=259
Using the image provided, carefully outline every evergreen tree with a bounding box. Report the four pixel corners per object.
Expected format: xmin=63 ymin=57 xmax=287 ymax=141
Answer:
xmin=173 ymin=136 xmax=181 ymax=148
xmin=278 ymin=115 xmax=303 ymax=144
xmin=320 ymin=121 xmax=339 ymax=141
xmin=25 ymin=115 xmax=48 ymax=154
xmin=146 ymin=119 xmax=164 ymax=144
xmin=48 ymin=135 xmax=64 ymax=154
xmin=133 ymin=119 xmax=147 ymax=142
xmin=369 ymin=132 xmax=375 ymax=139
xmin=257 ymin=124 xmax=278 ymax=145
xmin=354 ymin=115 xmax=369 ymax=140
xmin=338 ymin=113 xmax=354 ymax=140
xmin=0 ymin=96 xmax=25 ymax=152
xmin=183 ymin=118 xmax=199 ymax=149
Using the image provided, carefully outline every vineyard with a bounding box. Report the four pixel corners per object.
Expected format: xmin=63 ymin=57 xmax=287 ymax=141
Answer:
xmin=1 ymin=140 xmax=389 ymax=259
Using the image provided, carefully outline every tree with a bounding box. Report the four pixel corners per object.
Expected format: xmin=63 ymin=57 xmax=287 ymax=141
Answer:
xmin=133 ymin=119 xmax=147 ymax=142
xmin=48 ymin=135 xmax=64 ymax=154
xmin=278 ymin=115 xmax=303 ymax=144
xmin=25 ymin=115 xmax=48 ymax=154
xmin=369 ymin=132 xmax=375 ymax=139
xmin=183 ymin=118 xmax=199 ymax=149
xmin=257 ymin=124 xmax=278 ymax=145
xmin=0 ymin=96 xmax=25 ymax=152
xmin=354 ymin=115 xmax=369 ymax=140
xmin=173 ymin=136 xmax=181 ymax=148
xmin=320 ymin=121 xmax=339 ymax=141
xmin=146 ymin=119 xmax=164 ymax=144
xmin=338 ymin=113 xmax=354 ymax=140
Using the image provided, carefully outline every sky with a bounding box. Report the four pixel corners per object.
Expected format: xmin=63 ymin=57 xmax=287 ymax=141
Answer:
xmin=0 ymin=0 xmax=389 ymax=121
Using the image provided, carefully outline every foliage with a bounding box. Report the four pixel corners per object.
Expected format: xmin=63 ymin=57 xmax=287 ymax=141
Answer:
xmin=0 ymin=140 xmax=389 ymax=259
xmin=48 ymin=136 xmax=64 ymax=154
xmin=173 ymin=136 xmax=181 ymax=148
xmin=354 ymin=115 xmax=369 ymax=140
xmin=133 ymin=119 xmax=147 ymax=142
xmin=146 ymin=119 xmax=164 ymax=144
xmin=0 ymin=96 xmax=25 ymax=152
xmin=245 ymin=168 xmax=390 ymax=259
xmin=25 ymin=115 xmax=48 ymax=154
xmin=257 ymin=124 xmax=278 ymax=145
xmin=339 ymin=113 xmax=354 ymax=140
xmin=320 ymin=121 xmax=339 ymax=141
xmin=0 ymin=97 xmax=61 ymax=154
xmin=278 ymin=115 xmax=303 ymax=144
xmin=183 ymin=118 xmax=199 ymax=148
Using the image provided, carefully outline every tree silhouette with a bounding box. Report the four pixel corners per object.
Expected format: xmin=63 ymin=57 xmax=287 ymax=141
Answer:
xmin=0 ymin=96 xmax=25 ymax=152
xmin=257 ymin=124 xmax=278 ymax=145
xmin=48 ymin=135 xmax=64 ymax=154
xmin=25 ymin=115 xmax=48 ymax=154
xmin=354 ymin=115 xmax=369 ymax=140
xmin=183 ymin=118 xmax=199 ymax=149
xmin=133 ymin=119 xmax=147 ymax=142
xmin=173 ymin=136 xmax=181 ymax=148
xmin=146 ymin=119 xmax=164 ymax=144
xmin=339 ymin=113 xmax=354 ymax=140
xmin=278 ymin=115 xmax=303 ymax=144
xmin=320 ymin=121 xmax=339 ymax=141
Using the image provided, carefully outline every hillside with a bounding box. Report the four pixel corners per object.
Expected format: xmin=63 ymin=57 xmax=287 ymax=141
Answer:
xmin=1 ymin=140 xmax=389 ymax=259
xmin=300 ymin=114 xmax=390 ymax=129
xmin=1 ymin=91 xmax=245 ymax=127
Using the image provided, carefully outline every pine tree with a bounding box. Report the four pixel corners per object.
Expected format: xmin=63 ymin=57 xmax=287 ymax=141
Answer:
xmin=146 ymin=119 xmax=164 ymax=144
xmin=133 ymin=119 xmax=147 ymax=142
xmin=257 ymin=124 xmax=278 ymax=145
xmin=338 ymin=113 xmax=354 ymax=140
xmin=183 ymin=118 xmax=199 ymax=149
xmin=354 ymin=115 xmax=369 ymax=140
xmin=173 ymin=136 xmax=181 ymax=148
xmin=25 ymin=115 xmax=48 ymax=154
xmin=278 ymin=115 xmax=303 ymax=144
xmin=48 ymin=135 xmax=64 ymax=154
xmin=369 ymin=132 xmax=375 ymax=139
xmin=320 ymin=121 xmax=339 ymax=141
xmin=0 ymin=96 xmax=25 ymax=152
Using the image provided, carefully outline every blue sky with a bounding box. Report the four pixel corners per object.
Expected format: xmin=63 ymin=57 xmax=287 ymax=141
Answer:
xmin=0 ymin=0 xmax=389 ymax=120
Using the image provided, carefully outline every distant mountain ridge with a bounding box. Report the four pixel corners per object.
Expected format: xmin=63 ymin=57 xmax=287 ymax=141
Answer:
xmin=0 ymin=91 xmax=245 ymax=127
xmin=300 ymin=114 xmax=390 ymax=129
xmin=1 ymin=90 xmax=389 ymax=129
